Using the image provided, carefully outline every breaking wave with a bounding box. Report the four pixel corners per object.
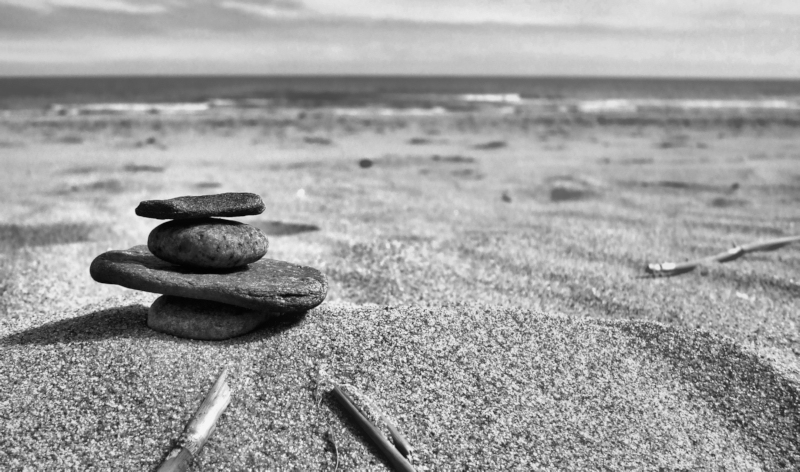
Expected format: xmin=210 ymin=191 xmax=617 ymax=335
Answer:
xmin=573 ymin=98 xmax=800 ymax=113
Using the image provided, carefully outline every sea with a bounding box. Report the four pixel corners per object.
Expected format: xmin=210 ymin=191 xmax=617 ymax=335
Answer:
xmin=1 ymin=75 xmax=800 ymax=116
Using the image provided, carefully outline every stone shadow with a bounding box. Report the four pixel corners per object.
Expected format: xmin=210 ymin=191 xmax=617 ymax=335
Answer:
xmin=1 ymin=304 xmax=308 ymax=346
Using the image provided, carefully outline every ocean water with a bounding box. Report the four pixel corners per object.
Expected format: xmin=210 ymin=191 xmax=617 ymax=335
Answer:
xmin=1 ymin=75 xmax=800 ymax=115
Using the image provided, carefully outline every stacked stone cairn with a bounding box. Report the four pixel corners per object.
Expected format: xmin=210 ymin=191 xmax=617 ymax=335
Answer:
xmin=90 ymin=193 xmax=328 ymax=340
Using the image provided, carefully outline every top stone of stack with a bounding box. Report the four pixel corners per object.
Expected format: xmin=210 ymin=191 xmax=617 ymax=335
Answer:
xmin=135 ymin=192 xmax=266 ymax=220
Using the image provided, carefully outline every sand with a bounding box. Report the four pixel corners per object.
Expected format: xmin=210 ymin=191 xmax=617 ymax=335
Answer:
xmin=2 ymin=300 xmax=798 ymax=470
xmin=0 ymin=107 xmax=799 ymax=470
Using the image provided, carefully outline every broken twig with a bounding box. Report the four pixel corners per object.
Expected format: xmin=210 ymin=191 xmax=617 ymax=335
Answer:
xmin=157 ymin=368 xmax=232 ymax=472
xmin=384 ymin=419 xmax=413 ymax=458
xmin=644 ymin=235 xmax=800 ymax=277
xmin=331 ymin=385 xmax=415 ymax=472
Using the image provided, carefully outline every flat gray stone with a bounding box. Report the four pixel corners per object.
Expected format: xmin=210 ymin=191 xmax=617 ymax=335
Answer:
xmin=90 ymin=245 xmax=327 ymax=313
xmin=148 ymin=218 xmax=268 ymax=269
xmin=148 ymin=295 xmax=269 ymax=340
xmin=135 ymin=193 xmax=266 ymax=220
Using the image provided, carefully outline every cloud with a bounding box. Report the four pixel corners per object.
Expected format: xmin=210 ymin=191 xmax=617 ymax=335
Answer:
xmin=0 ymin=0 xmax=798 ymax=77
xmin=1 ymin=0 xmax=799 ymax=33
xmin=1 ymin=0 xmax=168 ymax=14
xmin=299 ymin=0 xmax=603 ymax=27
xmin=220 ymin=0 xmax=306 ymax=18
xmin=2 ymin=14 xmax=799 ymax=78
xmin=0 ymin=0 xmax=302 ymax=38
xmin=0 ymin=0 xmax=308 ymax=18
xmin=296 ymin=0 xmax=800 ymax=31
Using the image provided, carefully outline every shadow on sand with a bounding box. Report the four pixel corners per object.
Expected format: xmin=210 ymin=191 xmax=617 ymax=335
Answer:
xmin=612 ymin=321 xmax=800 ymax=468
xmin=1 ymin=304 xmax=308 ymax=346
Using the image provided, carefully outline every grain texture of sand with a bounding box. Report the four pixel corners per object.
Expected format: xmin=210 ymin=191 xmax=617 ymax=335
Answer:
xmin=1 ymin=108 xmax=799 ymax=470
xmin=2 ymin=300 xmax=798 ymax=470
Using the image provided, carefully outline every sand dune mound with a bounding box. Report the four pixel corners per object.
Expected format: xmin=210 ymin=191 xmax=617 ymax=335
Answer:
xmin=1 ymin=300 xmax=797 ymax=470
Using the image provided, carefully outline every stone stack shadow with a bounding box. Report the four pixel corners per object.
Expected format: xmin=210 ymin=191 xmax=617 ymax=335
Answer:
xmin=89 ymin=192 xmax=328 ymax=340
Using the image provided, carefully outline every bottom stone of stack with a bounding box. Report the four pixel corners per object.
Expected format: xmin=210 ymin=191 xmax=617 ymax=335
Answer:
xmin=148 ymin=295 xmax=270 ymax=340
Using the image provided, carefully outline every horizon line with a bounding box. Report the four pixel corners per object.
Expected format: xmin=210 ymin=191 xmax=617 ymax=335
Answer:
xmin=1 ymin=73 xmax=800 ymax=82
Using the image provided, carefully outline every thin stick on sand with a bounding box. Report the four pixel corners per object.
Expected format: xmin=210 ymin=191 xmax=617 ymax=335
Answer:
xmin=644 ymin=235 xmax=800 ymax=277
xmin=157 ymin=368 xmax=232 ymax=472
xmin=331 ymin=385 xmax=416 ymax=472
xmin=384 ymin=419 xmax=413 ymax=458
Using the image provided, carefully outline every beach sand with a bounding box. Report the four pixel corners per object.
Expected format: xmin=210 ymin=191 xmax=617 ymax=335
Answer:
xmin=1 ymin=107 xmax=799 ymax=469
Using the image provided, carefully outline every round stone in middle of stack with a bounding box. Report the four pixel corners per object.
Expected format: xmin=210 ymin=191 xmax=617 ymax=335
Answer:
xmin=148 ymin=218 xmax=268 ymax=269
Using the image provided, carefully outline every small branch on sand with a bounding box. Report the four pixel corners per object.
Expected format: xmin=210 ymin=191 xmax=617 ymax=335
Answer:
xmin=331 ymin=385 xmax=416 ymax=472
xmin=157 ymin=368 xmax=232 ymax=472
xmin=385 ymin=419 xmax=413 ymax=459
xmin=644 ymin=235 xmax=800 ymax=277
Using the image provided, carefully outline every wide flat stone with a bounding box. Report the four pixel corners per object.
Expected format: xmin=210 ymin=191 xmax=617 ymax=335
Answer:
xmin=90 ymin=245 xmax=327 ymax=313
xmin=135 ymin=193 xmax=266 ymax=220
xmin=148 ymin=295 xmax=269 ymax=340
xmin=148 ymin=218 xmax=268 ymax=269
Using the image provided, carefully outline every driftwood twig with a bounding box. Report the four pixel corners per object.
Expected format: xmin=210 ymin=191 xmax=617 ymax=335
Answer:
xmin=644 ymin=235 xmax=800 ymax=277
xmin=331 ymin=385 xmax=415 ymax=472
xmin=157 ymin=368 xmax=232 ymax=472
xmin=384 ymin=419 xmax=413 ymax=458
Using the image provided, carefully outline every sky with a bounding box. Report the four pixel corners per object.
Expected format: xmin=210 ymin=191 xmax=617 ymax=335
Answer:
xmin=0 ymin=0 xmax=799 ymax=77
